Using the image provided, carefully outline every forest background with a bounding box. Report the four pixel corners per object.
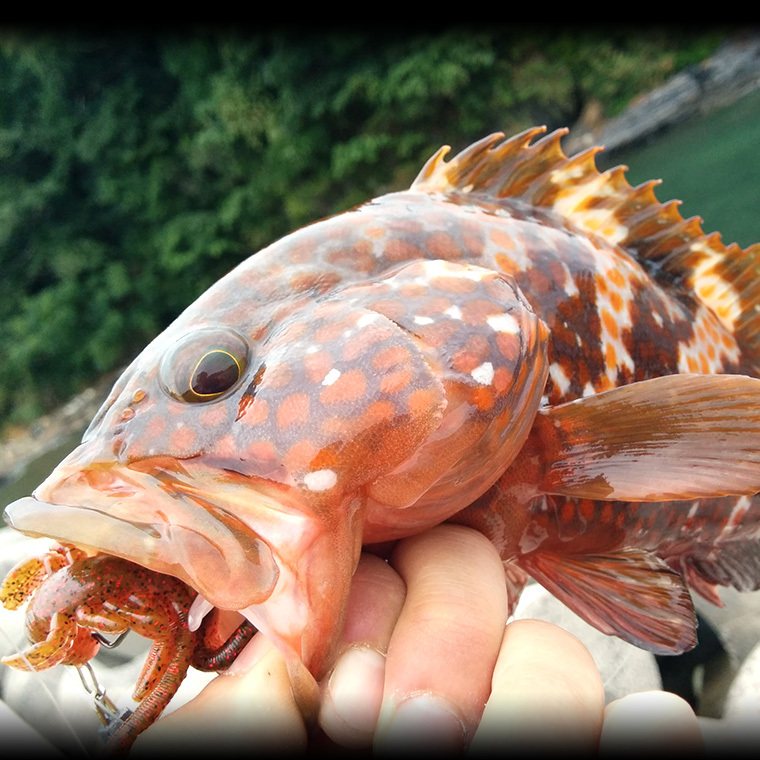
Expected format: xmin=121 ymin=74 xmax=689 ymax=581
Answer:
xmin=0 ymin=27 xmax=729 ymax=434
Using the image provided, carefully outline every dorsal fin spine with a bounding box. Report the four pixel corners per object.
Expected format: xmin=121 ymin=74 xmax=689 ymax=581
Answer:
xmin=411 ymin=127 xmax=760 ymax=365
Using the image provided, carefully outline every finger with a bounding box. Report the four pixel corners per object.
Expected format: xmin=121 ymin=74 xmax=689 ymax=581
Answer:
xmin=132 ymin=634 xmax=307 ymax=754
xmin=470 ymin=619 xmax=605 ymax=753
xmin=600 ymin=691 xmax=703 ymax=753
xmin=374 ymin=524 xmax=509 ymax=752
xmin=319 ymin=552 xmax=406 ymax=747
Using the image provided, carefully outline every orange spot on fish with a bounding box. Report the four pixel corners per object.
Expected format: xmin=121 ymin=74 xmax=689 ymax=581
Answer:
xmin=605 ymin=342 xmax=617 ymax=371
xmin=380 ymin=367 xmax=414 ymax=394
xmin=687 ymin=355 xmax=699 ymax=373
xmin=385 ymin=239 xmax=425 ymax=262
xmin=238 ymin=398 xmax=268 ymax=426
xmin=283 ymin=439 xmax=320 ymax=473
xmin=315 ymin=321 xmax=350 ymax=344
xmin=399 ymin=283 xmax=428 ymax=299
xmin=461 ymin=224 xmax=485 ymax=257
xmin=462 ymin=299 xmax=500 ymax=325
xmin=432 ymin=275 xmax=478 ymax=294
xmin=560 ymin=501 xmax=574 ymax=524
xmin=341 ymin=323 xmax=396 ymax=361
xmin=598 ymin=375 xmax=613 ymax=391
xmin=494 ymin=252 xmax=519 ymax=276
xmin=364 ymin=399 xmax=397 ymax=426
xmin=608 ymin=268 xmax=625 ymax=288
xmin=170 ymin=426 xmax=196 ymax=451
xmin=407 ymin=387 xmax=439 ymax=417
xmin=472 ymin=386 xmax=495 ymax=411
xmin=303 ymin=350 xmax=334 ymax=384
xmin=373 ymin=345 xmax=411 ymax=370
xmin=452 ymin=335 xmax=490 ymax=373
xmin=327 ymin=240 xmax=376 ymax=273
xmin=287 ymin=240 xmax=315 ymax=264
xmin=199 ymin=404 xmax=229 ymax=428
xmin=609 ymin=291 xmax=624 ymax=313
xmin=493 ymin=366 xmax=512 ymax=395
xmin=426 ymin=231 xmax=460 ymax=260
xmin=495 ymin=333 xmax=520 ymax=362
xmin=244 ymin=441 xmax=278 ymax=469
xmin=320 ymin=369 xmax=367 ymax=404
xmin=370 ymin=299 xmax=406 ymax=322
xmin=601 ymin=308 xmax=619 ymax=340
xmin=490 ymin=228 xmax=516 ymax=251
xmin=266 ymin=363 xmax=293 ymax=389
xmin=580 ymin=500 xmax=595 ymax=521
xmin=277 ymin=393 xmax=310 ymax=429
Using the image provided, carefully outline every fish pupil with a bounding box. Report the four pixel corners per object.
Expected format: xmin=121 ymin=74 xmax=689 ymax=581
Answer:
xmin=190 ymin=350 xmax=241 ymax=398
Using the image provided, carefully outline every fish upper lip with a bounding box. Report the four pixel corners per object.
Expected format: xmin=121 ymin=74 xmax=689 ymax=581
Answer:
xmin=3 ymin=459 xmax=286 ymax=612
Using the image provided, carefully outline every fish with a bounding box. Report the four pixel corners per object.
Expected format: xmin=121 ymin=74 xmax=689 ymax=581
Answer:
xmin=4 ymin=126 xmax=760 ymax=736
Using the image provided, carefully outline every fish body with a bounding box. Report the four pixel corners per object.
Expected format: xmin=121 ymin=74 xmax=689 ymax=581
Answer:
xmin=6 ymin=127 xmax=760 ymax=684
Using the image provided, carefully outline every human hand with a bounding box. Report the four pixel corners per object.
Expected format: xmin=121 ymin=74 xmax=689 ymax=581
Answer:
xmin=133 ymin=524 xmax=703 ymax=754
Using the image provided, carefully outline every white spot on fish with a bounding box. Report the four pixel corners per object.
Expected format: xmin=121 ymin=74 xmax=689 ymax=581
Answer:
xmin=414 ymin=315 xmax=435 ymax=325
xmin=356 ymin=313 xmax=379 ymax=328
xmin=471 ymin=362 xmax=494 ymax=385
xmin=487 ymin=313 xmax=519 ymax=334
xmin=322 ymin=368 xmax=341 ymax=386
xmin=548 ymin=362 xmax=571 ymax=396
xmin=445 ymin=305 xmax=462 ymax=320
xmin=304 ymin=469 xmax=338 ymax=492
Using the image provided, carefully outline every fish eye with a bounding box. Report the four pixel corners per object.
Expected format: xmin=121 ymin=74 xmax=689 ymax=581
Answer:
xmin=160 ymin=328 xmax=250 ymax=403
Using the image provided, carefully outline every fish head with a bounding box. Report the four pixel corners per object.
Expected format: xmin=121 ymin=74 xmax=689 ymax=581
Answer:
xmin=3 ymin=206 xmax=550 ymax=677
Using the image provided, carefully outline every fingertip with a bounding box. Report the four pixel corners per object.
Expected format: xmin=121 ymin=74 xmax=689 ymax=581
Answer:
xmin=472 ymin=619 xmax=605 ymax=752
xmin=600 ymin=690 xmax=703 ymax=754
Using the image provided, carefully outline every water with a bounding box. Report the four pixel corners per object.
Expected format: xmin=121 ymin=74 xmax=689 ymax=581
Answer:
xmin=598 ymin=87 xmax=760 ymax=249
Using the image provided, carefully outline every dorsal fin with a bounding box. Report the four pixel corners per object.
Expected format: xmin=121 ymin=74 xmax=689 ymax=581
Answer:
xmin=411 ymin=127 xmax=760 ymax=364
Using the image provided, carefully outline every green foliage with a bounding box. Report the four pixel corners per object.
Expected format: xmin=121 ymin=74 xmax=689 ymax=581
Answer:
xmin=0 ymin=28 xmax=723 ymax=428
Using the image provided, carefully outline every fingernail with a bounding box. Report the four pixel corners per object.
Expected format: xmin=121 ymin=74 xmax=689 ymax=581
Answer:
xmin=375 ymin=694 xmax=466 ymax=753
xmin=319 ymin=646 xmax=386 ymax=747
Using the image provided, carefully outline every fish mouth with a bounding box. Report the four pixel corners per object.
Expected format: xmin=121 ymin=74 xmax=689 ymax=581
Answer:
xmin=3 ymin=443 xmax=363 ymax=677
xmin=1 ymin=449 xmax=304 ymax=613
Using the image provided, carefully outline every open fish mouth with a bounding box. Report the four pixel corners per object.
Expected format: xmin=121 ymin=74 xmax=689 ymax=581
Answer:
xmin=3 ymin=441 xmax=362 ymax=678
xmin=1 ymin=448 xmax=300 ymax=613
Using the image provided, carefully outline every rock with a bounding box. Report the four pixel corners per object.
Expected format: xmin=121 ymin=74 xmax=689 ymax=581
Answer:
xmin=567 ymin=34 xmax=760 ymax=156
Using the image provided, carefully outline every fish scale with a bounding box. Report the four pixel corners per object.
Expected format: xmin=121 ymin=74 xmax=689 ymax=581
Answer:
xmin=5 ymin=126 xmax=760 ymax=744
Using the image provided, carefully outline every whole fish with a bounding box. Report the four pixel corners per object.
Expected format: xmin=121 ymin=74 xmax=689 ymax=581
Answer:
xmin=4 ymin=127 xmax=760 ymax=741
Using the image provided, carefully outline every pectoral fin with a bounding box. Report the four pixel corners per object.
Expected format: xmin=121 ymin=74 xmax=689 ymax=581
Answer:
xmin=519 ymin=548 xmax=697 ymax=654
xmin=535 ymin=374 xmax=760 ymax=501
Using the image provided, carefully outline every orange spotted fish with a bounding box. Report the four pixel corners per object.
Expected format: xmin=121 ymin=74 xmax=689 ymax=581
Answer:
xmin=4 ymin=127 xmax=760 ymax=741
